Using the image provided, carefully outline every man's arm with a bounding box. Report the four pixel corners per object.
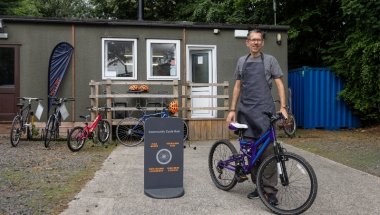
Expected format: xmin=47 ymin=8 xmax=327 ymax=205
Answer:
xmin=226 ymin=80 xmax=241 ymax=125
xmin=274 ymin=78 xmax=288 ymax=119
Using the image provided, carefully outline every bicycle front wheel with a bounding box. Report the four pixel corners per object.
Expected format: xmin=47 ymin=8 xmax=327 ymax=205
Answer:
xmin=44 ymin=115 xmax=54 ymax=148
xmin=208 ymin=139 xmax=238 ymax=191
xmin=26 ymin=114 xmax=32 ymax=140
xmin=284 ymin=113 xmax=297 ymax=136
xmin=10 ymin=115 xmax=22 ymax=147
xmin=116 ymin=117 xmax=144 ymax=147
xmin=67 ymin=126 xmax=86 ymax=152
xmin=98 ymin=120 xmax=110 ymax=143
xmin=256 ymin=152 xmax=318 ymax=215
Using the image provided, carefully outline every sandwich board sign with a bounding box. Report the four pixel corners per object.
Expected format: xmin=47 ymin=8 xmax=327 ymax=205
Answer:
xmin=144 ymin=117 xmax=184 ymax=199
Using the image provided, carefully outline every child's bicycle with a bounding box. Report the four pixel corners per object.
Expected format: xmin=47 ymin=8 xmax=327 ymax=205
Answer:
xmin=208 ymin=111 xmax=317 ymax=215
xmin=10 ymin=97 xmax=44 ymax=147
xmin=67 ymin=105 xmax=111 ymax=152
xmin=116 ymin=102 xmax=188 ymax=147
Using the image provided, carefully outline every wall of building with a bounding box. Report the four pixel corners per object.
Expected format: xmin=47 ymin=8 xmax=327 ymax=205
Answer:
xmin=0 ymin=17 xmax=289 ymax=122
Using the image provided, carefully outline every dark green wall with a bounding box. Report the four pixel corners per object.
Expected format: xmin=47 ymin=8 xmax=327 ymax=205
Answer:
xmin=1 ymin=20 xmax=288 ymax=121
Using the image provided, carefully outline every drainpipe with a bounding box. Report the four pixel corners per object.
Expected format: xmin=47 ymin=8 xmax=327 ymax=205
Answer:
xmin=138 ymin=0 xmax=144 ymax=21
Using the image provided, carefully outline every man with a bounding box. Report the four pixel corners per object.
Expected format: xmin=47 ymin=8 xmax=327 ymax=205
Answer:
xmin=226 ymin=29 xmax=288 ymax=205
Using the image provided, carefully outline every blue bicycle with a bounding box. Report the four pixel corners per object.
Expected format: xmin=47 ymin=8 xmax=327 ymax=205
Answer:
xmin=116 ymin=106 xmax=188 ymax=147
xmin=208 ymin=111 xmax=317 ymax=214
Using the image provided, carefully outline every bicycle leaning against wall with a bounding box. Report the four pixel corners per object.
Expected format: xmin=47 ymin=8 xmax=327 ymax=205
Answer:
xmin=274 ymin=99 xmax=297 ymax=137
xmin=116 ymin=100 xmax=188 ymax=147
xmin=10 ymin=97 xmax=44 ymax=147
xmin=44 ymin=96 xmax=75 ymax=148
xmin=67 ymin=105 xmax=111 ymax=152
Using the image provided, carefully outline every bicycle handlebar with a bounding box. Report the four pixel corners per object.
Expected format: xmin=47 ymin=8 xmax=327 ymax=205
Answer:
xmin=18 ymin=97 xmax=44 ymax=101
xmin=86 ymin=106 xmax=111 ymax=111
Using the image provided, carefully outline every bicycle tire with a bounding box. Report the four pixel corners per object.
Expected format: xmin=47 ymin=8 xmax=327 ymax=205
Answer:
xmin=168 ymin=116 xmax=188 ymax=141
xmin=208 ymin=139 xmax=238 ymax=191
xmin=26 ymin=115 xmax=32 ymax=141
xmin=67 ymin=126 xmax=86 ymax=152
xmin=98 ymin=120 xmax=110 ymax=143
xmin=116 ymin=117 xmax=144 ymax=147
xmin=10 ymin=115 xmax=22 ymax=147
xmin=284 ymin=113 xmax=297 ymax=136
xmin=44 ymin=115 xmax=54 ymax=148
xmin=91 ymin=129 xmax=99 ymax=144
xmin=182 ymin=120 xmax=189 ymax=141
xmin=256 ymin=152 xmax=318 ymax=215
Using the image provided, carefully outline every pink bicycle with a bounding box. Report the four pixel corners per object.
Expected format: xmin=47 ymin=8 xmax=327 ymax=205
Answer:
xmin=67 ymin=105 xmax=111 ymax=152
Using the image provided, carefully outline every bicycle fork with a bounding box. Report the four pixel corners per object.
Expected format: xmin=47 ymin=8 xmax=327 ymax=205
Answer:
xmin=274 ymin=141 xmax=290 ymax=186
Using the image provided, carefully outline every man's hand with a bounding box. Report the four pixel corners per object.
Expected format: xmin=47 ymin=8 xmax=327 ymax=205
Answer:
xmin=226 ymin=111 xmax=236 ymax=125
xmin=280 ymin=107 xmax=288 ymax=119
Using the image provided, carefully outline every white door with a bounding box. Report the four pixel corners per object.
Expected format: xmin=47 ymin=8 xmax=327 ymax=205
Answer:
xmin=187 ymin=46 xmax=217 ymax=118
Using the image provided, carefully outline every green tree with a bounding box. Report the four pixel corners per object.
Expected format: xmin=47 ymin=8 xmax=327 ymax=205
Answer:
xmin=0 ymin=0 xmax=21 ymax=15
xmin=36 ymin=0 xmax=92 ymax=18
xmin=323 ymin=0 xmax=380 ymax=122
xmin=10 ymin=0 xmax=42 ymax=17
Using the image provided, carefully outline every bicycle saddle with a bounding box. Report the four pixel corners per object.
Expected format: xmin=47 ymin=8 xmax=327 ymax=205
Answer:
xmin=80 ymin=115 xmax=90 ymax=119
xmin=229 ymin=122 xmax=248 ymax=130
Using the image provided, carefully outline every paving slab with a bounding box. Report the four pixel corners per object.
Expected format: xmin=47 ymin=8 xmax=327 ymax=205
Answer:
xmin=61 ymin=140 xmax=380 ymax=215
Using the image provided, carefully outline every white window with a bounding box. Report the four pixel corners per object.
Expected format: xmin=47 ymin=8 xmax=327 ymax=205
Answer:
xmin=102 ymin=38 xmax=137 ymax=80
xmin=146 ymin=39 xmax=180 ymax=80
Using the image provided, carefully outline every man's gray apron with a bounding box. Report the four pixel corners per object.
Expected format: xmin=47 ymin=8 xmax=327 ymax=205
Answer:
xmin=237 ymin=53 xmax=275 ymax=138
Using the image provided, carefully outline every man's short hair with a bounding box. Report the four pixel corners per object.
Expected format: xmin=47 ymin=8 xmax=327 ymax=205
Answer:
xmin=247 ymin=29 xmax=263 ymax=40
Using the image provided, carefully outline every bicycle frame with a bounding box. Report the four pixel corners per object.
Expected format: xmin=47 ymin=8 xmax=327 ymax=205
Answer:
xmin=78 ymin=112 xmax=103 ymax=139
xmin=220 ymin=126 xmax=276 ymax=174
xmin=131 ymin=108 xmax=170 ymax=136
xmin=220 ymin=113 xmax=283 ymax=175
xmin=18 ymin=98 xmax=35 ymax=130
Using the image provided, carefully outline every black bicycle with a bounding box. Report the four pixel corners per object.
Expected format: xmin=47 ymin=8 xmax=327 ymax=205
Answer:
xmin=10 ymin=97 xmax=44 ymax=147
xmin=44 ymin=96 xmax=75 ymax=148
xmin=274 ymin=100 xmax=297 ymax=136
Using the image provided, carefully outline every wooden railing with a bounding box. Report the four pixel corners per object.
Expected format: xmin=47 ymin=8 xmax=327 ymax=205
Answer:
xmin=89 ymin=79 xmax=231 ymax=140
xmin=181 ymin=81 xmax=229 ymax=119
xmin=89 ymin=78 xmax=178 ymax=129
xmin=181 ymin=81 xmax=230 ymax=140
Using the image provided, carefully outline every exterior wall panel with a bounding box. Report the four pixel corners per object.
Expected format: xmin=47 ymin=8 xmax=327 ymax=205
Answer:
xmin=289 ymin=66 xmax=359 ymax=130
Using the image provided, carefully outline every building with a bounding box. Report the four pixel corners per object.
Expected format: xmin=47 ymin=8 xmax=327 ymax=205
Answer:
xmin=0 ymin=16 xmax=289 ymax=139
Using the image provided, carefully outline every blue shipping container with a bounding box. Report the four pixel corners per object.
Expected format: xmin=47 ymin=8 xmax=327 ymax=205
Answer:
xmin=288 ymin=66 xmax=359 ymax=130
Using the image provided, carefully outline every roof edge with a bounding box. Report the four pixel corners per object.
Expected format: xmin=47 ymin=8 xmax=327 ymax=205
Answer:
xmin=0 ymin=16 xmax=290 ymax=31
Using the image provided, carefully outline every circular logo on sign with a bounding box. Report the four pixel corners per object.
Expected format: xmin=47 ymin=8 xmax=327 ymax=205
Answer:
xmin=156 ymin=149 xmax=172 ymax=165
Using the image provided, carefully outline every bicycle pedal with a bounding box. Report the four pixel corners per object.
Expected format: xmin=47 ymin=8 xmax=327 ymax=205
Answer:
xmin=235 ymin=174 xmax=248 ymax=183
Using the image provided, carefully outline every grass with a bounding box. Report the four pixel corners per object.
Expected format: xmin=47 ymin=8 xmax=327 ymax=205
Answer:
xmin=282 ymin=128 xmax=380 ymax=177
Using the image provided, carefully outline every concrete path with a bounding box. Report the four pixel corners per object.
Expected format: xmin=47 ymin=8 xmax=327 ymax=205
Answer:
xmin=61 ymin=140 xmax=380 ymax=215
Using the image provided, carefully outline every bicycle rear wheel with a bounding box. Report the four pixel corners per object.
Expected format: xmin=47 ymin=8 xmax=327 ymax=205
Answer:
xmin=44 ymin=115 xmax=54 ymax=148
xmin=116 ymin=117 xmax=144 ymax=147
xmin=10 ymin=115 xmax=22 ymax=147
xmin=98 ymin=120 xmax=110 ymax=143
xmin=284 ymin=113 xmax=296 ymax=136
xmin=168 ymin=116 xmax=188 ymax=141
xmin=67 ymin=126 xmax=86 ymax=152
xmin=256 ymin=152 xmax=318 ymax=215
xmin=182 ymin=120 xmax=188 ymax=141
xmin=208 ymin=139 xmax=238 ymax=191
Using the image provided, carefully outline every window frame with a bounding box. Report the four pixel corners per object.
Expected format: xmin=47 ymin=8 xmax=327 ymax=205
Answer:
xmin=102 ymin=38 xmax=137 ymax=80
xmin=146 ymin=39 xmax=181 ymax=80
